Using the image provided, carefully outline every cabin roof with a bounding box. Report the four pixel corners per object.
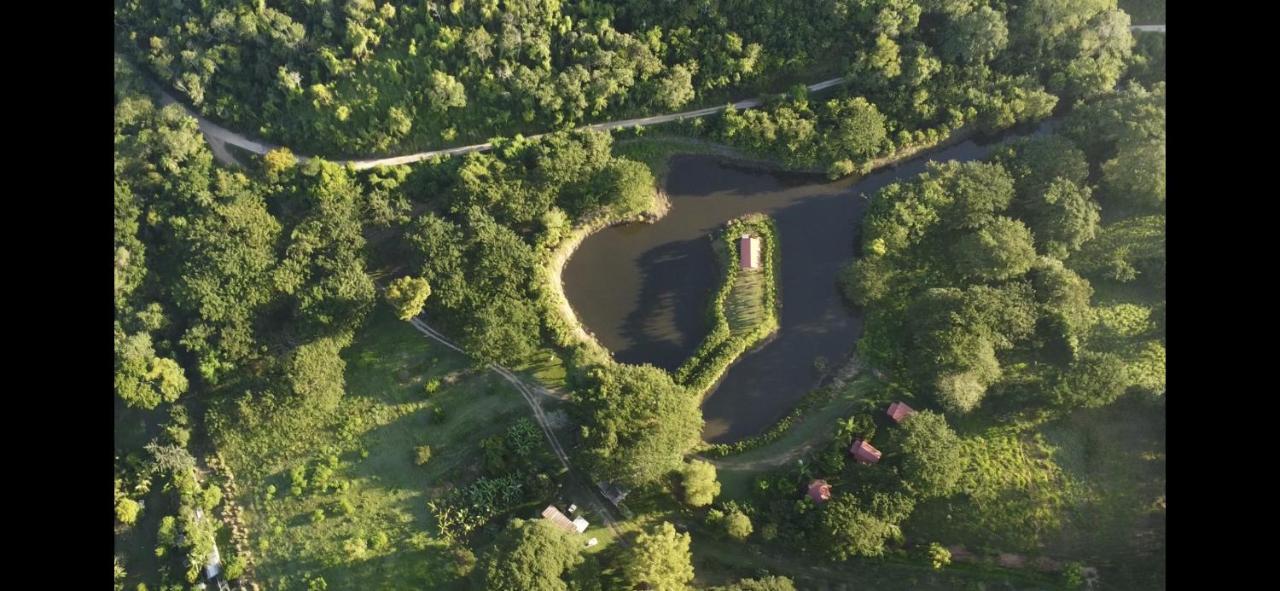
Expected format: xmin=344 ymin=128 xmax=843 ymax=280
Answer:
xmin=886 ymin=401 xmax=916 ymax=423
xmin=807 ymin=479 xmax=832 ymax=503
xmin=849 ymin=439 xmax=883 ymax=464
xmin=541 ymin=505 xmax=579 ymax=534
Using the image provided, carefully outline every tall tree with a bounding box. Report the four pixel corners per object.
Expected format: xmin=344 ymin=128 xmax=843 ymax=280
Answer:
xmin=115 ymin=331 xmax=189 ymax=409
xmin=622 ymin=522 xmax=695 ymax=591
xmin=384 ymin=275 xmax=432 ymax=321
xmin=574 ymin=364 xmax=702 ymax=487
xmin=679 ymin=460 xmax=721 ymax=507
xmin=895 ymin=410 xmax=965 ymax=498
xmin=479 ymin=519 xmax=584 ymax=591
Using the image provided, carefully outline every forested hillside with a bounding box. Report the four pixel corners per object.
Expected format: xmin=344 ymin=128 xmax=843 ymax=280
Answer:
xmin=116 ymin=0 xmax=1134 ymax=161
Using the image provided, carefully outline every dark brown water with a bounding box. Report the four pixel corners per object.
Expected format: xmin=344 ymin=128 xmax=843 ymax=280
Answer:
xmin=564 ymin=124 xmax=1053 ymax=443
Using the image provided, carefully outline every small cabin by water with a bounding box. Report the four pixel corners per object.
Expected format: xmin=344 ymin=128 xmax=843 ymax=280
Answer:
xmin=739 ymin=234 xmax=761 ymax=270
xmin=807 ymin=479 xmax=832 ymax=503
xmin=849 ymin=439 xmax=883 ymax=465
xmin=886 ymin=401 xmax=916 ymax=424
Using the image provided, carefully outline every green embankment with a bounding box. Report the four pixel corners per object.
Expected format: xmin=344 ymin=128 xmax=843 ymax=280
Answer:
xmin=675 ymin=214 xmax=781 ymax=396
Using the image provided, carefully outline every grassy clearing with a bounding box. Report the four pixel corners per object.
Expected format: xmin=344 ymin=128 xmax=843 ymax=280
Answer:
xmin=1119 ymin=0 xmax=1165 ymax=24
xmin=690 ymin=533 xmax=1059 ymax=590
xmin=714 ymin=377 xmax=882 ymax=499
xmin=725 ymin=263 xmax=767 ymax=333
xmin=211 ymin=307 xmax=534 ymax=590
xmin=612 ymin=135 xmax=730 ymax=183
xmin=904 ymin=394 xmax=1165 ymax=587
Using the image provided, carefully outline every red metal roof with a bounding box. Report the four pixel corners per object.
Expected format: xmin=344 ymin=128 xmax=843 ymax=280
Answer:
xmin=807 ymin=479 xmax=831 ymax=503
xmin=849 ymin=439 xmax=882 ymax=464
xmin=886 ymin=401 xmax=916 ymax=423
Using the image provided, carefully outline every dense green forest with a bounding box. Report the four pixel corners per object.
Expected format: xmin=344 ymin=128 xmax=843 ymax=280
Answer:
xmin=842 ymin=82 xmax=1165 ymax=416
xmin=117 ymin=0 xmax=1134 ymax=162
xmin=116 ymin=1 xmax=1163 ymax=589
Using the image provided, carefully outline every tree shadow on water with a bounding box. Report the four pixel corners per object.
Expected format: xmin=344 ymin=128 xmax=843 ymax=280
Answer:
xmin=614 ymin=236 xmax=718 ymax=371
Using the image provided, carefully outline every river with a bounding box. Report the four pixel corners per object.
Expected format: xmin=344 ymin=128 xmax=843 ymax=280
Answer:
xmin=563 ymin=122 xmax=1054 ymax=443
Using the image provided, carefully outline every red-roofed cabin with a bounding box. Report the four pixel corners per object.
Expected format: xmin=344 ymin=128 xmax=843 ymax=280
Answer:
xmin=807 ymin=479 xmax=832 ymax=503
xmin=849 ymin=439 xmax=882 ymax=465
xmin=739 ymin=234 xmax=761 ymax=270
xmin=886 ymin=401 xmax=916 ymax=424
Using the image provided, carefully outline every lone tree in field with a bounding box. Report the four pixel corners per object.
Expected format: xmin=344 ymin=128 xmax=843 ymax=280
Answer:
xmin=623 ymin=522 xmax=695 ymax=591
xmin=385 ymin=275 xmax=432 ymax=321
xmin=679 ymin=460 xmax=720 ymax=507
xmin=479 ymin=518 xmax=582 ymax=591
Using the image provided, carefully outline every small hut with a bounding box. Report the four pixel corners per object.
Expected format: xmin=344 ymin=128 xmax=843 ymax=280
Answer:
xmin=598 ymin=481 xmax=629 ymax=506
xmin=886 ymin=401 xmax=916 ymax=424
xmin=807 ymin=479 xmax=832 ymax=503
xmin=849 ymin=438 xmax=882 ymax=465
xmin=739 ymin=234 xmax=761 ymax=270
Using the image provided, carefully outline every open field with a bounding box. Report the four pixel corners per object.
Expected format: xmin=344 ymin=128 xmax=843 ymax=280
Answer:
xmin=210 ymin=308 xmax=537 ymax=589
xmin=713 ymin=377 xmax=882 ymax=499
xmin=1119 ymin=0 xmax=1166 ymax=25
xmin=904 ymin=394 xmax=1166 ymax=589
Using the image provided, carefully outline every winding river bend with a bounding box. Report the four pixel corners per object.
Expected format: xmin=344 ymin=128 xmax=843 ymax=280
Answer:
xmin=564 ymin=122 xmax=1054 ymax=443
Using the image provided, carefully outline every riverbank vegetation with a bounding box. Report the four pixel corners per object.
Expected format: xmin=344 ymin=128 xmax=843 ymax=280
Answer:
xmin=675 ymin=215 xmax=781 ymax=396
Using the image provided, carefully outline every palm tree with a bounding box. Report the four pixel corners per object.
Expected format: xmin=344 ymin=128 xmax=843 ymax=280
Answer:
xmin=835 ymin=417 xmax=858 ymax=441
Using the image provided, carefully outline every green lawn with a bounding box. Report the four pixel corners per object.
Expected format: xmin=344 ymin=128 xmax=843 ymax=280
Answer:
xmin=714 ymin=377 xmax=883 ymax=499
xmin=211 ymin=307 xmax=535 ymax=590
xmin=725 ymin=267 xmax=767 ymax=334
xmin=904 ymin=394 xmax=1165 ymax=588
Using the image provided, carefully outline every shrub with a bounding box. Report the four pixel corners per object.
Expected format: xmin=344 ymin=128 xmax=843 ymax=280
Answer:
xmin=289 ymin=465 xmax=308 ymax=492
xmin=828 ymin=159 xmax=856 ymax=180
xmin=927 ymin=543 xmax=951 ymax=569
xmin=452 ymin=547 xmax=477 ymax=577
xmin=115 ymin=497 xmax=141 ymax=525
xmin=415 ymin=445 xmax=433 ymax=466
xmin=224 ymin=555 xmax=245 ymax=580
xmin=424 ymin=379 xmax=441 ymax=395
xmin=432 ymin=407 xmax=446 ymax=424
xmin=679 ymin=460 xmax=721 ymax=507
xmin=723 ymin=508 xmax=753 ymax=541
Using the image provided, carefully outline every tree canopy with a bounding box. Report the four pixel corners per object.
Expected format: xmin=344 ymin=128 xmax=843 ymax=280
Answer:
xmin=479 ymin=519 xmax=584 ymax=591
xmin=573 ymin=364 xmax=702 ymax=488
xmin=622 ymin=522 xmax=696 ymax=591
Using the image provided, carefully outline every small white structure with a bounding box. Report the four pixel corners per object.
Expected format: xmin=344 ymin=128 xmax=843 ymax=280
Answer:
xmin=586 ymin=537 xmax=599 ymax=548
xmin=572 ymin=516 xmax=589 ymax=533
xmin=739 ymin=234 xmax=761 ymax=270
xmin=567 ymin=503 xmax=578 ymax=513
